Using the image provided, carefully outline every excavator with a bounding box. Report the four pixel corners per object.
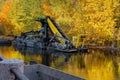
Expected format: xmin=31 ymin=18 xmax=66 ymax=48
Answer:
xmin=13 ymin=16 xmax=87 ymax=53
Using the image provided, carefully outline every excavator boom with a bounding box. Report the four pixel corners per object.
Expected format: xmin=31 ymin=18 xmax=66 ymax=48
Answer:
xmin=47 ymin=17 xmax=66 ymax=44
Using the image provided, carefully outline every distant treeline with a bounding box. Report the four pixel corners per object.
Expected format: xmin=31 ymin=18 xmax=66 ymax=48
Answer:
xmin=0 ymin=0 xmax=120 ymax=45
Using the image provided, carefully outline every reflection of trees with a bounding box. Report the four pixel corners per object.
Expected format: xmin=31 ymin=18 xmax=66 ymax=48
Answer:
xmin=0 ymin=46 xmax=24 ymax=59
xmin=53 ymin=49 xmax=120 ymax=80
xmin=84 ymin=50 xmax=120 ymax=80
xmin=1 ymin=46 xmax=120 ymax=80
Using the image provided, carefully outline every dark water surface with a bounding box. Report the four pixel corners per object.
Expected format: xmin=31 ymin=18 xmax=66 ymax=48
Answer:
xmin=0 ymin=45 xmax=120 ymax=80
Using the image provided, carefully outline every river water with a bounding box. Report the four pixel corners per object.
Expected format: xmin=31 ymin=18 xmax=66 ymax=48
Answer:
xmin=0 ymin=45 xmax=120 ymax=80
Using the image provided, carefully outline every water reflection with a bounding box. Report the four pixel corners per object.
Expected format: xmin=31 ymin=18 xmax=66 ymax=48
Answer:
xmin=0 ymin=45 xmax=120 ymax=80
xmin=13 ymin=45 xmax=72 ymax=67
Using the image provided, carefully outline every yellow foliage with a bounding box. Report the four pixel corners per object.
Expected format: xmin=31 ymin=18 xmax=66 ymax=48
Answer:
xmin=41 ymin=0 xmax=55 ymax=18
xmin=0 ymin=0 xmax=119 ymax=44
xmin=68 ymin=0 xmax=119 ymax=44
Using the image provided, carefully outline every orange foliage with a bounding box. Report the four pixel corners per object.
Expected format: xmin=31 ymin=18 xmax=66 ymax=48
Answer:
xmin=0 ymin=17 xmax=14 ymax=35
xmin=0 ymin=0 xmax=12 ymax=18
xmin=0 ymin=0 xmax=14 ymax=35
xmin=42 ymin=0 xmax=55 ymax=18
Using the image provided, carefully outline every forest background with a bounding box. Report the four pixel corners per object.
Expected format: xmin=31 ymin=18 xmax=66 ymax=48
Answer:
xmin=0 ymin=0 xmax=120 ymax=47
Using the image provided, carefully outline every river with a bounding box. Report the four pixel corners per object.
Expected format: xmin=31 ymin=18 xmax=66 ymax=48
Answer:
xmin=0 ymin=45 xmax=120 ymax=80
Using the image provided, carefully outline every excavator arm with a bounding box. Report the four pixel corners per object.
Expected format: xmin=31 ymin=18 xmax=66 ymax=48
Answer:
xmin=47 ymin=17 xmax=66 ymax=44
xmin=36 ymin=16 xmax=76 ymax=49
xmin=46 ymin=17 xmax=76 ymax=48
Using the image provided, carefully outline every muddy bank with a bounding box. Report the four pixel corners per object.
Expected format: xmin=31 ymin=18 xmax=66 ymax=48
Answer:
xmin=88 ymin=44 xmax=120 ymax=52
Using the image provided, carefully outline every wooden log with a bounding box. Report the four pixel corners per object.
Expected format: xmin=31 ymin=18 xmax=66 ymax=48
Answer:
xmin=0 ymin=59 xmax=24 ymax=80
xmin=11 ymin=68 xmax=29 ymax=80
xmin=24 ymin=64 xmax=85 ymax=80
xmin=0 ymin=38 xmax=11 ymax=44
xmin=0 ymin=54 xmax=5 ymax=61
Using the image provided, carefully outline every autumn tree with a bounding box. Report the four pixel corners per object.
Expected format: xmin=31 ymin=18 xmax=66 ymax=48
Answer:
xmin=112 ymin=0 xmax=120 ymax=47
xmin=7 ymin=0 xmax=42 ymax=35
xmin=0 ymin=0 xmax=120 ymax=46
xmin=68 ymin=0 xmax=119 ymax=45
xmin=0 ymin=0 xmax=14 ymax=35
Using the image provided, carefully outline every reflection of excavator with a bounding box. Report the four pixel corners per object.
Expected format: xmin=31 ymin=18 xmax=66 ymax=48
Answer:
xmin=14 ymin=16 xmax=87 ymax=53
xmin=13 ymin=44 xmax=72 ymax=66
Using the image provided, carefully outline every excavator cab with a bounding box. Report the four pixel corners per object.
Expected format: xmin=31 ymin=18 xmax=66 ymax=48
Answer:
xmin=72 ymin=34 xmax=87 ymax=49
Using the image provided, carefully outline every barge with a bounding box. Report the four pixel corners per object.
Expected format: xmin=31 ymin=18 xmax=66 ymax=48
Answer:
xmin=13 ymin=16 xmax=87 ymax=53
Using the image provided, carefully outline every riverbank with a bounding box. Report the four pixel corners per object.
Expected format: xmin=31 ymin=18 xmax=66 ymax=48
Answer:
xmin=88 ymin=44 xmax=120 ymax=52
xmin=0 ymin=36 xmax=14 ymax=40
xmin=1 ymin=35 xmax=120 ymax=51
